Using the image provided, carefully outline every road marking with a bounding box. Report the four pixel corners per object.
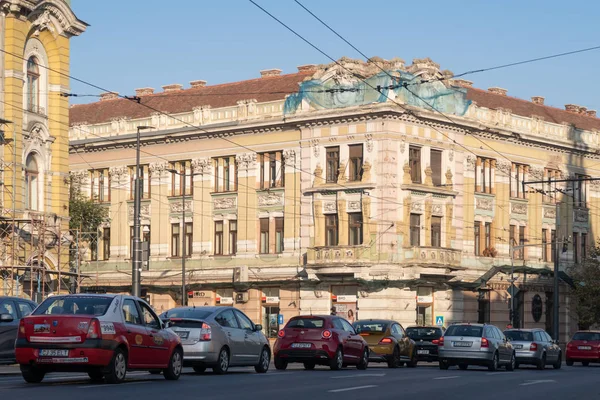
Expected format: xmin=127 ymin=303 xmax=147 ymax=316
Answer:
xmin=328 ymin=385 xmax=378 ymax=393
xmin=520 ymin=380 xmax=556 ymax=386
xmin=331 ymin=373 xmax=386 ymax=379
xmin=434 ymin=376 xmax=460 ymax=380
xmin=486 ymin=372 xmax=504 ymax=376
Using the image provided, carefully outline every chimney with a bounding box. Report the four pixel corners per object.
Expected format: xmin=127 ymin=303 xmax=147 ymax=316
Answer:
xmin=586 ymin=110 xmax=597 ymax=118
xmin=260 ymin=69 xmax=282 ymax=78
xmin=297 ymin=64 xmax=317 ymax=73
xmin=135 ymin=87 xmax=154 ymax=96
xmin=579 ymin=106 xmax=587 ymax=114
xmin=531 ymin=96 xmax=544 ymax=105
xmin=565 ymin=104 xmax=580 ymax=113
xmin=190 ymin=80 xmax=207 ymax=89
xmin=99 ymin=92 xmax=119 ymax=101
xmin=488 ymin=87 xmax=507 ymax=96
xmin=162 ymin=84 xmax=183 ymax=92
xmin=450 ymin=79 xmax=473 ymax=88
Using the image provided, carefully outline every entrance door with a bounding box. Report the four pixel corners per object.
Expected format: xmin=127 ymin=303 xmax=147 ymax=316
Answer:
xmin=417 ymin=305 xmax=432 ymax=326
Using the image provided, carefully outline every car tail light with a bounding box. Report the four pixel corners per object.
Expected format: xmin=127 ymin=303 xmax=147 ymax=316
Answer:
xmin=277 ymin=330 xmax=285 ymax=338
xmin=322 ymin=330 xmax=332 ymax=339
xmin=199 ymin=322 xmax=211 ymax=341
xmin=17 ymin=319 xmax=26 ymax=339
xmin=432 ymin=339 xmax=439 ymax=345
xmin=530 ymin=343 xmax=538 ymax=351
xmin=481 ymin=338 xmax=489 ymax=348
xmin=379 ymin=338 xmax=393 ymax=344
xmin=87 ymin=318 xmax=102 ymax=339
xmin=438 ymin=337 xmax=444 ymax=346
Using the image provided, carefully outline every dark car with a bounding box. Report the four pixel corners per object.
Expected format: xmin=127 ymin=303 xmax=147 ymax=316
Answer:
xmin=0 ymin=296 xmax=37 ymax=365
xmin=406 ymin=326 xmax=444 ymax=362
xmin=273 ymin=315 xmax=369 ymax=370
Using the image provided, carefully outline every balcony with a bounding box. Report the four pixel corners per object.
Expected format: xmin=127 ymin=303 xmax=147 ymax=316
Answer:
xmin=308 ymin=245 xmax=371 ymax=265
xmin=404 ymin=246 xmax=462 ymax=268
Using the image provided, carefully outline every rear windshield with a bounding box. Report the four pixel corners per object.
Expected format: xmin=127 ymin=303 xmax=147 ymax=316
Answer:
xmin=445 ymin=325 xmax=483 ymax=337
xmin=354 ymin=322 xmax=388 ymax=333
xmin=573 ymin=332 xmax=600 ymax=341
xmin=287 ymin=318 xmax=325 ymax=329
xmin=161 ymin=309 xmax=213 ymax=321
xmin=406 ymin=327 xmax=443 ymax=340
xmin=34 ymin=296 xmax=112 ymax=316
xmin=504 ymin=331 xmax=533 ymax=341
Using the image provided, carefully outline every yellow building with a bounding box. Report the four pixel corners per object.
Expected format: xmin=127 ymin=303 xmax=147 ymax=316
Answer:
xmin=69 ymin=57 xmax=597 ymax=342
xmin=0 ymin=0 xmax=86 ymax=300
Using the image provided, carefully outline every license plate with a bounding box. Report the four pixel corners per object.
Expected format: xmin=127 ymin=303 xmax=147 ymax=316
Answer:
xmin=452 ymin=341 xmax=472 ymax=347
xmin=417 ymin=350 xmax=429 ymax=355
xmin=514 ymin=345 xmax=523 ymax=349
xmin=175 ymin=331 xmax=189 ymax=339
xmin=291 ymin=343 xmax=311 ymax=348
xmin=578 ymin=346 xmax=592 ymax=350
xmin=39 ymin=349 xmax=69 ymax=357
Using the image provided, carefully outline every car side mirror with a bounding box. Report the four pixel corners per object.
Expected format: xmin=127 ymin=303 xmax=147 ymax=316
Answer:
xmin=355 ymin=326 xmax=361 ymax=333
xmin=254 ymin=324 xmax=263 ymax=332
xmin=0 ymin=313 xmax=14 ymax=323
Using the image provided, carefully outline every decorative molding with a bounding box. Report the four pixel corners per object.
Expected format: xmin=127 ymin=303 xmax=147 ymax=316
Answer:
xmin=108 ymin=166 xmax=128 ymax=181
xmin=431 ymin=204 xmax=443 ymax=215
xmin=149 ymin=161 xmax=169 ymax=175
xmin=214 ymin=197 xmax=237 ymax=210
xmin=191 ymin=158 xmax=211 ymax=174
xmin=310 ymin=139 xmax=320 ymax=157
xmin=128 ymin=204 xmax=150 ymax=222
xmin=235 ymin=153 xmax=257 ymax=169
xmin=574 ymin=209 xmax=589 ymax=223
xmin=591 ymin=179 xmax=600 ymax=192
xmin=511 ymin=202 xmax=527 ymax=215
xmin=347 ymin=201 xmax=361 ymax=212
xmin=258 ymin=192 xmax=284 ymax=207
xmin=529 ymin=167 xmax=544 ymax=181
xmin=411 ymin=202 xmax=423 ymax=212
xmin=476 ymin=197 xmax=493 ymax=211
xmin=170 ymin=200 xmax=192 ymax=214
xmin=496 ymin=160 xmax=511 ymax=176
xmin=448 ymin=149 xmax=454 ymax=162
xmin=323 ymin=201 xmax=337 ymax=213
xmin=400 ymin=135 xmax=406 ymax=154
xmin=28 ymin=2 xmax=87 ymax=38
xmin=465 ymin=155 xmax=476 ymax=172
xmin=365 ymin=133 xmax=374 ymax=153
xmin=69 ymin=170 xmax=87 ymax=187
xmin=543 ymin=207 xmax=556 ymax=219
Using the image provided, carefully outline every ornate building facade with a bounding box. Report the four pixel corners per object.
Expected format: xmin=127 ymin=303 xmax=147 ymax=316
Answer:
xmin=69 ymin=57 xmax=599 ymax=342
xmin=0 ymin=0 xmax=85 ymax=300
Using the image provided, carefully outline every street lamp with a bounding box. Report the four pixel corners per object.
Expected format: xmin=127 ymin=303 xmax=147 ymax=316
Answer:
xmin=132 ymin=125 xmax=154 ymax=298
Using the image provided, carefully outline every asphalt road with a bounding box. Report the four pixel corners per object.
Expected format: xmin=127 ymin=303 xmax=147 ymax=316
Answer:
xmin=0 ymin=363 xmax=597 ymax=400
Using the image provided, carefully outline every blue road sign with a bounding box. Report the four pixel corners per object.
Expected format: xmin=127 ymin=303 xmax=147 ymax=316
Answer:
xmin=435 ymin=316 xmax=444 ymax=326
xmin=278 ymin=314 xmax=284 ymax=325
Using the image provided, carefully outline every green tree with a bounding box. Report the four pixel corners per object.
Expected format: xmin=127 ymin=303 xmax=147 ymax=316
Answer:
xmin=569 ymin=244 xmax=600 ymax=330
xmin=68 ymin=181 xmax=109 ymax=232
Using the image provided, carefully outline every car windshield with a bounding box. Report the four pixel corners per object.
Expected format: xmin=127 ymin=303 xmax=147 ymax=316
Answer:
xmin=504 ymin=331 xmax=533 ymax=341
xmin=354 ymin=322 xmax=387 ymax=333
xmin=572 ymin=332 xmax=600 ymax=341
xmin=287 ymin=318 xmax=324 ymax=329
xmin=406 ymin=327 xmax=443 ymax=340
xmin=34 ymin=296 xmax=112 ymax=316
xmin=162 ymin=309 xmax=213 ymax=320
xmin=445 ymin=325 xmax=483 ymax=337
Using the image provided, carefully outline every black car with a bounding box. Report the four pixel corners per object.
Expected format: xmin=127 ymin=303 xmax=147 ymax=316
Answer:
xmin=0 ymin=296 xmax=37 ymax=365
xmin=406 ymin=326 xmax=444 ymax=362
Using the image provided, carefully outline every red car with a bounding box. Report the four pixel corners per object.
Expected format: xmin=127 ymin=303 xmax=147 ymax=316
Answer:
xmin=566 ymin=330 xmax=600 ymax=366
xmin=15 ymin=294 xmax=183 ymax=384
xmin=273 ymin=315 xmax=369 ymax=370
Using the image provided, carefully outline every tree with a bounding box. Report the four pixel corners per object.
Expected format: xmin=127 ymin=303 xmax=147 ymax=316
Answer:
xmin=68 ymin=181 xmax=109 ymax=232
xmin=568 ymin=244 xmax=600 ymax=330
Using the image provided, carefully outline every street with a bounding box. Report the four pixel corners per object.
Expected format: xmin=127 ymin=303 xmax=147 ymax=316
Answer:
xmin=0 ymin=363 xmax=597 ymax=399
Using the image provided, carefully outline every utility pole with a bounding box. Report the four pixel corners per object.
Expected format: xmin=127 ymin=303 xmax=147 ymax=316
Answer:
xmin=132 ymin=126 xmax=153 ymax=298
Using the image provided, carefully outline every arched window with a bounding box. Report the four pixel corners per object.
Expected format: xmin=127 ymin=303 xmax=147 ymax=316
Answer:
xmin=27 ymin=57 xmax=39 ymax=113
xmin=25 ymin=153 xmax=39 ymax=211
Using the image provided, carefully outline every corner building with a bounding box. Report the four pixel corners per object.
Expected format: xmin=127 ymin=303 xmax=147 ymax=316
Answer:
xmin=69 ymin=57 xmax=599 ymax=342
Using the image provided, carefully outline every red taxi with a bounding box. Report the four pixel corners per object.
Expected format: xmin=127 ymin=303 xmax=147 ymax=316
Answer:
xmin=566 ymin=330 xmax=600 ymax=366
xmin=15 ymin=294 xmax=183 ymax=384
xmin=273 ymin=315 xmax=369 ymax=371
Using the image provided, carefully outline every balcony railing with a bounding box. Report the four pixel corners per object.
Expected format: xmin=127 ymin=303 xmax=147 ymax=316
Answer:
xmin=309 ymin=245 xmax=370 ymax=265
xmin=405 ymin=246 xmax=462 ymax=267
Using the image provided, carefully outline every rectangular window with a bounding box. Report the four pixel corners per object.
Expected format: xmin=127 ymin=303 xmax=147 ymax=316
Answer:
xmin=477 ymin=291 xmax=490 ymax=324
xmin=573 ymin=232 xmax=578 ymax=264
xmin=171 ymin=223 xmax=180 ymax=257
xmin=103 ymin=227 xmax=110 ymax=261
xmin=213 ymin=156 xmax=237 ymax=193
xmin=90 ymin=233 xmax=98 ymax=261
xmin=511 ymin=163 xmax=528 ymax=199
xmin=410 ymin=213 xmax=421 ymax=247
xmin=542 ymin=228 xmax=548 ymax=262
xmin=170 ymin=160 xmax=192 ymax=196
xmin=582 ymin=233 xmax=587 ymax=260
xmin=430 ymin=149 xmax=442 ymax=186
xmin=348 ymin=213 xmax=363 ymax=246
xmin=575 ymin=175 xmax=589 ymax=207
xmin=431 ymin=216 xmax=441 ymax=248
xmin=259 ymin=151 xmax=284 ymax=189
xmin=229 ymin=220 xmax=237 ymax=255
xmin=348 ymin=144 xmax=363 ymax=182
xmin=325 ymin=214 xmax=339 ymax=246
xmin=129 ymin=165 xmax=150 ymax=200
xmin=484 ymin=222 xmax=491 ymax=251
xmin=275 ymin=217 xmax=284 ymax=253
xmin=260 ymin=218 xmax=269 ymax=254
xmin=551 ymin=229 xmax=556 ymax=262
xmin=91 ymin=169 xmax=110 ymax=203
xmin=476 ymin=157 xmax=494 ymax=194
xmin=544 ymin=169 xmax=560 ymax=204
xmin=409 ymin=146 xmax=421 ymax=184
xmin=474 ymin=222 xmax=481 ymax=256
xmin=214 ymin=221 xmax=223 ymax=255
xmin=185 ymin=222 xmax=193 ymax=257
xmin=519 ymin=226 xmax=526 ymax=260
xmin=326 ymin=147 xmax=339 ymax=183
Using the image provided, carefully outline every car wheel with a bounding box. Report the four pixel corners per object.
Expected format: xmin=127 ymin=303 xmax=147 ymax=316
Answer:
xmin=488 ymin=352 xmax=499 ymax=372
xmin=163 ymin=348 xmax=183 ymax=380
xmin=582 ymin=361 xmax=590 ymax=367
xmin=213 ymin=347 xmax=230 ymax=375
xmin=439 ymin=360 xmax=449 ymax=370
xmin=303 ymin=362 xmax=316 ymax=370
xmin=88 ymin=370 xmax=104 ymax=382
xmin=553 ymin=353 xmax=562 ymax=369
xmin=458 ymin=363 xmax=468 ymax=370
xmin=357 ymin=348 xmax=369 ymax=370
xmin=193 ymin=366 xmax=206 ymax=374
xmin=398 ymin=362 xmax=405 ymax=367
xmin=537 ymin=353 xmax=546 ymax=370
xmin=330 ymin=348 xmax=343 ymax=371
xmin=254 ymin=347 xmax=270 ymax=373
xmin=274 ymin=356 xmax=288 ymax=370
xmin=21 ymin=366 xmax=45 ymax=384
xmin=387 ymin=346 xmax=400 ymax=368
xmin=406 ymin=348 xmax=418 ymax=368
xmin=566 ymin=359 xmax=574 ymax=367
xmin=506 ymin=353 xmax=516 ymax=372
xmin=104 ymin=348 xmax=127 ymax=384
xmin=148 ymin=369 xmax=162 ymax=375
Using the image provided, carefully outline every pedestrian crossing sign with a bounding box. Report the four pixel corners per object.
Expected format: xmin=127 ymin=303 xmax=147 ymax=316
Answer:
xmin=435 ymin=316 xmax=444 ymax=326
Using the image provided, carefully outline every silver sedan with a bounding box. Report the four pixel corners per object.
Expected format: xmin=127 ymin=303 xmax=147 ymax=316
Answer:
xmin=160 ymin=306 xmax=271 ymax=374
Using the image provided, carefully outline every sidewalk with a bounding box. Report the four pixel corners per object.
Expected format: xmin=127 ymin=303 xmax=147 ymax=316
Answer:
xmin=0 ymin=365 xmax=20 ymax=375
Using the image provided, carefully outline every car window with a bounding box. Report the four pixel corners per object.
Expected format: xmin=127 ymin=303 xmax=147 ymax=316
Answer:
xmin=505 ymin=331 xmax=533 ymax=341
xmin=0 ymin=301 xmax=17 ymax=319
xmin=483 ymin=326 xmax=494 ymax=339
xmin=215 ymin=309 xmax=239 ymax=329
xmin=354 ymin=321 xmax=387 ymax=333
xmin=534 ymin=332 xmax=543 ymax=342
xmin=340 ymin=319 xmax=355 ymax=334
xmin=287 ymin=318 xmax=325 ymax=329
xmin=139 ymin=301 xmax=161 ymax=329
xmin=544 ymin=332 xmax=554 ymax=342
xmin=572 ymin=332 xmax=600 ymax=341
xmin=235 ymin=310 xmax=254 ymax=331
xmin=122 ymin=299 xmax=142 ymax=325
xmin=332 ymin=318 xmax=344 ymax=330
xmin=34 ymin=296 xmax=112 ymax=316
xmin=445 ymin=325 xmax=483 ymax=337
xmin=17 ymin=302 xmax=33 ymax=318
xmin=395 ymin=324 xmax=405 ymax=338
xmin=495 ymin=327 xmax=504 ymax=340
xmin=406 ymin=327 xmax=443 ymax=340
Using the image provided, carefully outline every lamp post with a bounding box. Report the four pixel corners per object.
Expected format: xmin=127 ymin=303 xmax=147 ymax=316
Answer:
xmin=132 ymin=125 xmax=154 ymax=298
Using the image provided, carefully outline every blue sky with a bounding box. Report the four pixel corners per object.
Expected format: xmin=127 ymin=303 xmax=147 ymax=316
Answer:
xmin=69 ymin=0 xmax=600 ymax=113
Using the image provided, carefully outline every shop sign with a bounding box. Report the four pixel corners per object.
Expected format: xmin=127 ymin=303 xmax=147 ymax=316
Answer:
xmin=216 ymin=297 xmax=234 ymax=305
xmin=262 ymin=296 xmax=279 ymax=303
xmin=333 ymin=295 xmax=357 ymax=303
xmin=417 ymin=295 xmax=433 ymax=303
